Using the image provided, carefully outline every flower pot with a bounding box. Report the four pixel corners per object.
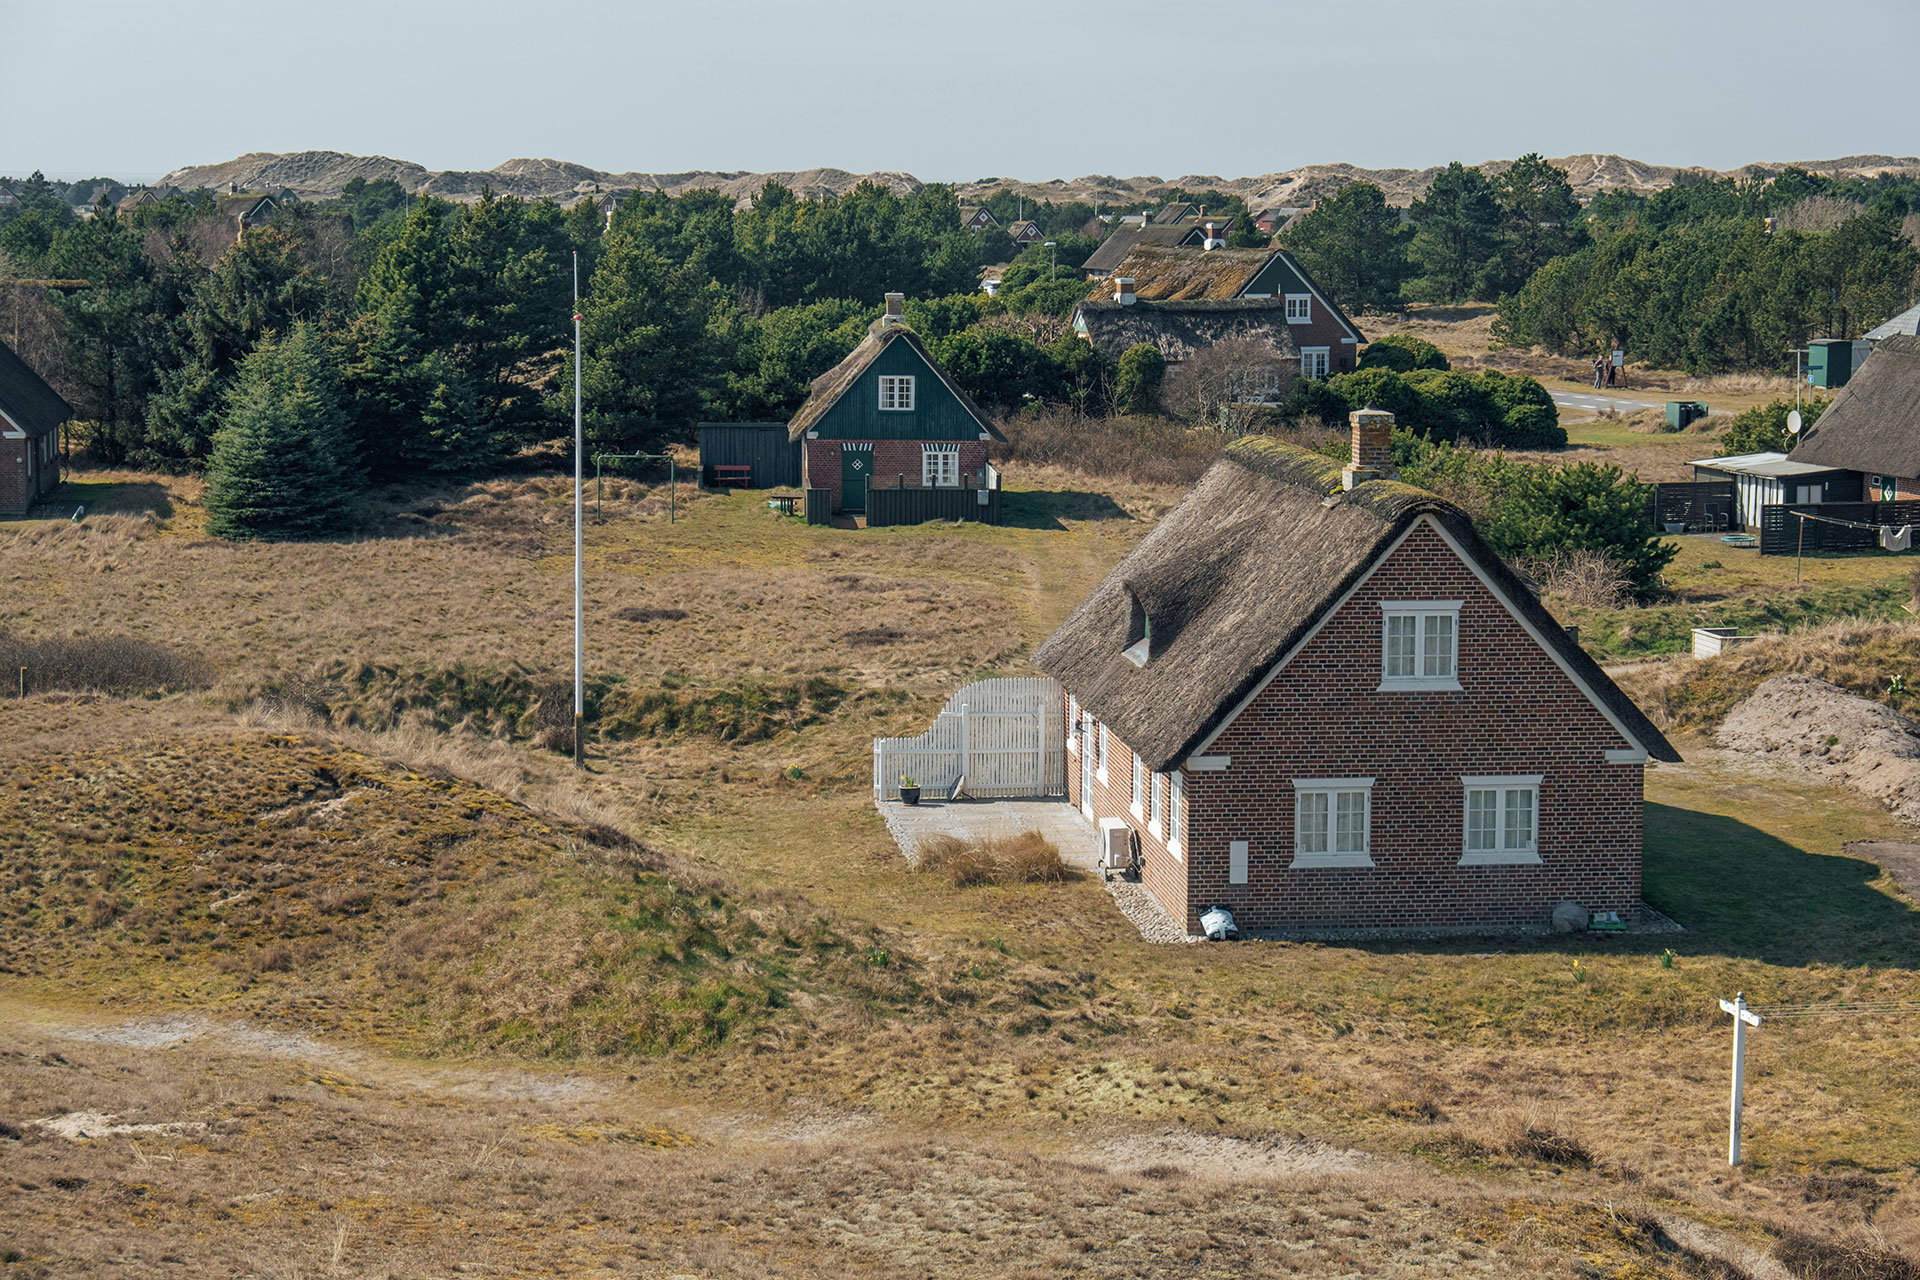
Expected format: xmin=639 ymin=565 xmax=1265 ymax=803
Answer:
xmin=1663 ymin=521 xmax=1686 ymax=534
xmin=900 ymin=786 xmax=921 ymax=805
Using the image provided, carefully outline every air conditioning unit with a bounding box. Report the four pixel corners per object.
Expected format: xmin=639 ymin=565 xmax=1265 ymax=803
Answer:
xmin=1098 ymin=818 xmax=1132 ymax=873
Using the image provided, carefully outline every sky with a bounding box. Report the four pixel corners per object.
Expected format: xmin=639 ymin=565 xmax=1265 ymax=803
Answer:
xmin=5 ymin=0 xmax=1918 ymax=184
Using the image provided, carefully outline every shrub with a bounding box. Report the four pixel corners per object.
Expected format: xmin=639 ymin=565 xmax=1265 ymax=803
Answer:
xmin=998 ymin=408 xmax=1225 ymax=486
xmin=1159 ymin=337 xmax=1298 ymax=431
xmin=0 ymin=629 xmax=207 ymax=696
xmin=1297 ymin=365 xmax=1565 ymax=448
xmin=1520 ymin=547 xmax=1633 ymax=609
xmin=1114 ymin=343 xmax=1166 ymax=414
xmin=913 ymin=831 xmax=1073 ymax=886
xmin=1719 ymin=396 xmax=1829 ymax=455
xmin=1359 ymin=333 xmax=1450 ymax=372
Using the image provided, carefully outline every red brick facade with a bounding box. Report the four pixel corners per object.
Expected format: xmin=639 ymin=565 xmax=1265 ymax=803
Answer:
xmin=1 ymin=427 xmax=59 ymax=517
xmin=1066 ymin=520 xmax=1646 ymax=935
xmin=803 ymin=438 xmax=990 ymax=513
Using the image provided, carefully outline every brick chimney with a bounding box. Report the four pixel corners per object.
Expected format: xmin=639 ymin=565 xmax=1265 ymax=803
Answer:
xmin=1203 ymin=220 xmax=1222 ymax=251
xmin=1343 ymin=407 xmax=1395 ymax=490
xmin=881 ymin=292 xmax=905 ymax=327
xmin=1114 ymin=277 xmax=1135 ymax=305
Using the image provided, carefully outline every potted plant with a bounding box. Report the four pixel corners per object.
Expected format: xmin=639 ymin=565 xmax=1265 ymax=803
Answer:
xmin=899 ymin=775 xmax=921 ymax=805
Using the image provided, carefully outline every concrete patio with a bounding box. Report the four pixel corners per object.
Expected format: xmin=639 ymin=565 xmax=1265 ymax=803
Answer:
xmin=874 ymin=796 xmax=1098 ymax=869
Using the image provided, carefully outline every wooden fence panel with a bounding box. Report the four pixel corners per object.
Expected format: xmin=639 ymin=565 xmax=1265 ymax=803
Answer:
xmin=866 ymin=484 xmax=1002 ymax=527
xmin=873 ymin=676 xmax=1064 ymax=799
xmin=1644 ymin=481 xmax=1735 ymax=532
xmin=805 ymin=489 xmax=833 ymax=525
xmin=1759 ymin=501 xmax=1920 ymax=555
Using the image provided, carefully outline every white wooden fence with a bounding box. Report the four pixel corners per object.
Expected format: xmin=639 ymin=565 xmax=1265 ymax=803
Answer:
xmin=873 ymin=676 xmax=1066 ymax=800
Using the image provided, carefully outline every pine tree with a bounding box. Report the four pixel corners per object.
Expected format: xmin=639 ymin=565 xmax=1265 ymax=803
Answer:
xmin=1280 ymin=182 xmax=1411 ymax=312
xmin=1408 ymin=163 xmax=1504 ymax=303
xmin=204 ymin=324 xmax=362 ymax=541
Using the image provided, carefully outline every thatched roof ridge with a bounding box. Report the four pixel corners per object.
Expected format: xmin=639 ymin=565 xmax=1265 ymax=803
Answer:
xmin=1032 ymin=436 xmax=1678 ymax=770
xmin=1789 ymin=334 xmax=1920 ymax=475
xmin=0 ymin=339 xmax=72 ymax=438
xmin=1080 ymin=224 xmax=1196 ymax=276
xmin=1072 ymin=298 xmax=1300 ymax=363
xmin=786 ymin=319 xmax=1004 ymax=442
xmin=1087 ymin=243 xmax=1271 ymax=301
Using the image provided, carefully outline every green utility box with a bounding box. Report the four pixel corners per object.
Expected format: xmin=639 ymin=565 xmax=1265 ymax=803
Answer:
xmin=1808 ymin=338 xmax=1870 ymax=389
xmin=1666 ymin=400 xmax=1709 ymax=429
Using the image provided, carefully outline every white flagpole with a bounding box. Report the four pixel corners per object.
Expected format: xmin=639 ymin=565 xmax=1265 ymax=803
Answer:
xmin=573 ymin=252 xmax=585 ymax=769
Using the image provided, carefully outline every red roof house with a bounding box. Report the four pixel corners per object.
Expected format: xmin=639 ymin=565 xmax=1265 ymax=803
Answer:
xmin=1034 ymin=413 xmax=1677 ymax=936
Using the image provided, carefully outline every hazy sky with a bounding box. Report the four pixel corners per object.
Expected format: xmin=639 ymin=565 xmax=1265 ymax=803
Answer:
xmin=6 ymin=0 xmax=1918 ymax=182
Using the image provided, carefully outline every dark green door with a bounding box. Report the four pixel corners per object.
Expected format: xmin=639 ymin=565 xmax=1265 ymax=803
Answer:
xmin=841 ymin=447 xmax=869 ymax=513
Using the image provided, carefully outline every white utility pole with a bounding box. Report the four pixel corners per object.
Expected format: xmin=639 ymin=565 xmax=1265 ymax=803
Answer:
xmin=1719 ymin=993 xmax=1763 ymax=1166
xmin=572 ymin=252 xmax=585 ymax=770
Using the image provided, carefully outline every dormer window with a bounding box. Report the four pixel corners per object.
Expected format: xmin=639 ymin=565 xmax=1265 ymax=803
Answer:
xmin=1379 ymin=601 xmax=1462 ymax=691
xmin=878 ymin=375 xmax=914 ymax=411
xmin=1123 ymin=587 xmax=1151 ymax=667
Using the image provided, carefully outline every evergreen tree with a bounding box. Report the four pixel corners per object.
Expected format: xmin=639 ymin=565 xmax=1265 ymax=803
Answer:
xmin=1494 ymin=153 xmax=1586 ymax=295
xmin=1115 ymin=344 xmax=1166 ymax=413
xmin=1280 ymin=182 xmax=1411 ymax=312
xmin=204 ymin=325 xmax=361 ymax=541
xmin=575 ymin=233 xmax=722 ymax=449
xmin=1408 ymin=163 xmax=1504 ymax=303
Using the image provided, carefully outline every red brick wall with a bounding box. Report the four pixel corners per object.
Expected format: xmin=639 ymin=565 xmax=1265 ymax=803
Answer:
xmin=1064 ymin=703 xmax=1188 ymax=930
xmin=1291 ymin=311 xmax=1358 ymax=373
xmin=0 ymin=428 xmax=47 ymax=517
xmin=803 ymin=438 xmax=989 ymax=513
xmin=1184 ymin=520 xmax=1644 ymax=933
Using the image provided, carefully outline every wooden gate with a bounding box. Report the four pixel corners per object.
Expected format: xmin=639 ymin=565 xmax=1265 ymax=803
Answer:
xmin=872 ymin=677 xmax=1065 ymax=800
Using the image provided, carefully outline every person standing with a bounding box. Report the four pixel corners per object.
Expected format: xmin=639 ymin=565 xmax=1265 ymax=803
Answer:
xmin=1593 ymin=355 xmax=1605 ymax=389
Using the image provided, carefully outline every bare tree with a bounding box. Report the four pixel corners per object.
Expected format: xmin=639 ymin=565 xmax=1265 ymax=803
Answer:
xmin=1158 ymin=337 xmax=1298 ymax=432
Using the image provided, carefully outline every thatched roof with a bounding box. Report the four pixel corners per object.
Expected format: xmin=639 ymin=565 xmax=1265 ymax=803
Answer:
xmin=785 ymin=318 xmax=1004 ymax=443
xmin=1085 ymin=244 xmax=1271 ymax=301
xmin=1032 ymin=437 xmax=1679 ymax=771
xmin=0 ymin=339 xmax=73 ymax=439
xmin=1072 ymin=297 xmax=1300 ymax=363
xmin=1789 ymin=335 xmax=1920 ymax=476
xmin=1080 ymin=224 xmax=1197 ymax=276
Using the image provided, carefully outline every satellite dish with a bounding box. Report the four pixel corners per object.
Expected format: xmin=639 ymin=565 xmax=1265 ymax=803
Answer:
xmin=1788 ymin=409 xmax=1803 ymax=435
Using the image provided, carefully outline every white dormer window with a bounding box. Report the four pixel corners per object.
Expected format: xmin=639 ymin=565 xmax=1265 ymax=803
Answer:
xmin=1379 ymin=602 xmax=1462 ymax=691
xmin=878 ymin=375 xmax=914 ymax=411
xmin=1285 ymin=294 xmax=1312 ymax=323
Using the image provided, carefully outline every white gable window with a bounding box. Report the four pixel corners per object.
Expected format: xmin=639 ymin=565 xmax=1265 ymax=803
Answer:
xmin=1459 ymin=775 xmax=1543 ymax=866
xmin=1292 ymin=778 xmax=1374 ymax=869
xmin=878 ymin=375 xmax=915 ymax=411
xmin=1285 ymin=293 xmax=1312 ymax=323
xmin=1379 ymin=601 xmax=1462 ymax=692
xmin=1300 ymin=347 xmax=1330 ymax=378
xmin=921 ymin=444 xmax=959 ymax=487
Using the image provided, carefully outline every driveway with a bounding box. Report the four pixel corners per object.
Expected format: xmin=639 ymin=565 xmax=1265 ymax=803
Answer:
xmin=875 ymin=796 xmax=1098 ymax=870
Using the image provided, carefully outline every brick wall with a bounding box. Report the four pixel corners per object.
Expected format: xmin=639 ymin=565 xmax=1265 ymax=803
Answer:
xmin=803 ymin=438 xmax=989 ymax=513
xmin=0 ymin=430 xmax=41 ymax=517
xmin=1064 ymin=702 xmax=1189 ymax=931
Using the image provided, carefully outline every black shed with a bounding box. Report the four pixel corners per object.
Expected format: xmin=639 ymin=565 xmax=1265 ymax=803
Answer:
xmin=697 ymin=422 xmax=801 ymax=489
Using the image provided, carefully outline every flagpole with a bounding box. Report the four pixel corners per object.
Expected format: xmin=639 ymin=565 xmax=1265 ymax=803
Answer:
xmin=572 ymin=251 xmax=585 ymax=770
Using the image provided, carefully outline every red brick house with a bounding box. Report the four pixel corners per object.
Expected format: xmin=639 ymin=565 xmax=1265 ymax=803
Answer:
xmin=1033 ymin=412 xmax=1678 ymax=936
xmin=0 ymin=339 xmax=70 ymax=517
xmin=789 ymin=294 xmax=1004 ymax=518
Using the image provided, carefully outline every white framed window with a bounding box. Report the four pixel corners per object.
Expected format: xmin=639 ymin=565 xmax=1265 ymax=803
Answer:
xmin=1096 ymin=722 xmax=1109 ymax=783
xmin=1066 ymin=695 xmax=1079 ymax=754
xmin=1379 ymin=601 xmax=1462 ymax=691
xmin=1291 ymin=778 xmax=1375 ymax=869
xmin=921 ymin=445 xmax=959 ymax=487
xmin=1149 ymin=772 xmax=1166 ymax=837
xmin=878 ymin=375 xmax=915 ymax=411
xmin=1130 ymin=754 xmax=1146 ymax=818
xmin=1459 ymin=775 xmax=1542 ymax=866
xmin=1300 ymin=346 xmax=1330 ymax=378
xmin=1285 ymin=293 xmax=1312 ymax=323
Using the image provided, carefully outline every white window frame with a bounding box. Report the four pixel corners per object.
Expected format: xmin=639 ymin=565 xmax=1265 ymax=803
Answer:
xmin=921 ymin=444 xmax=959 ymax=488
xmin=1285 ymin=293 xmax=1312 ymax=323
xmin=1299 ymin=346 xmax=1330 ymax=378
xmin=877 ymin=374 xmax=915 ymax=412
xmin=1290 ymin=778 xmax=1375 ymax=869
xmin=1148 ymin=772 xmax=1166 ymax=838
xmin=1095 ymin=722 xmax=1109 ymax=784
xmin=1378 ymin=601 xmax=1462 ymax=692
xmin=1130 ymin=754 xmax=1146 ymax=819
xmin=1167 ymin=770 xmax=1184 ymax=859
xmin=1459 ymin=775 xmax=1543 ymax=866
xmin=1066 ymin=695 xmax=1079 ymax=755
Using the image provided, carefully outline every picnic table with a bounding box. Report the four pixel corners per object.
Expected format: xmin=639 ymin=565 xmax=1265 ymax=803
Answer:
xmin=711 ymin=464 xmax=752 ymax=487
xmin=767 ymin=492 xmax=802 ymax=516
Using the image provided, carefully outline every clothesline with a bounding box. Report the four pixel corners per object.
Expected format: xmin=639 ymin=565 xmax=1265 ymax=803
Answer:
xmin=1789 ymin=509 xmax=1913 ymax=551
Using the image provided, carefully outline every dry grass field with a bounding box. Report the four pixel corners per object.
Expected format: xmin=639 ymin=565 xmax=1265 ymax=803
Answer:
xmin=3 ymin=454 xmax=1919 ymax=1278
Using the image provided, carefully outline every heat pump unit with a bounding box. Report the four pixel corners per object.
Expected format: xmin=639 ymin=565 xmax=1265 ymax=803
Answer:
xmin=1098 ymin=818 xmax=1132 ymax=872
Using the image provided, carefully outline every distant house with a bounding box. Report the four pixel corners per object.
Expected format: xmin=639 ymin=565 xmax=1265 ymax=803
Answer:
xmin=1079 ymin=224 xmax=1206 ymax=279
xmin=1071 ymin=242 xmax=1364 ymax=376
xmin=788 ymin=294 xmax=1005 ymax=520
xmin=115 ymin=185 xmax=179 ymax=220
xmin=1006 ymin=220 xmax=1043 ymax=247
xmin=1252 ymin=207 xmax=1303 ymax=234
xmin=0 ymin=181 xmax=15 ymax=207
xmin=214 ymin=189 xmax=279 ymax=242
xmin=0 ymin=339 xmax=71 ymax=517
xmin=1151 ymin=201 xmax=1202 ymax=225
xmin=1788 ymin=334 xmax=1920 ymax=500
xmin=1035 ymin=420 xmax=1678 ymax=936
xmin=1866 ymin=301 xmax=1920 ymax=344
xmin=1688 ymin=452 xmax=1858 ymax=528
xmin=961 ymin=205 xmax=998 ymax=231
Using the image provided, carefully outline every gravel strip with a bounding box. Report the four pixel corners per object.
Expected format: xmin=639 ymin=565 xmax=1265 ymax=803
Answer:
xmin=1104 ymin=874 xmax=1201 ymax=944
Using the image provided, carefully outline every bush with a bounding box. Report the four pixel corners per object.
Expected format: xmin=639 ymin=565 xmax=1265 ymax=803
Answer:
xmin=1114 ymin=343 xmax=1166 ymax=414
xmin=0 ymin=629 xmax=207 ymax=696
xmin=1719 ymin=396 xmax=1829 ymax=455
xmin=1359 ymin=333 xmax=1450 ymax=372
xmin=1298 ymin=366 xmax=1565 ymax=448
xmin=914 ymin=831 xmax=1073 ymax=886
xmin=998 ymin=408 xmax=1226 ymax=486
xmin=1159 ymin=337 xmax=1298 ymax=431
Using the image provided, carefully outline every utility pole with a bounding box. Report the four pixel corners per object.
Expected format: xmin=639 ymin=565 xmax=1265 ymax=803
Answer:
xmin=572 ymin=253 xmax=585 ymax=770
xmin=1719 ymin=993 xmax=1763 ymax=1166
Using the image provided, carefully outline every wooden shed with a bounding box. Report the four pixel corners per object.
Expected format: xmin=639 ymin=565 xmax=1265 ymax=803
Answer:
xmin=697 ymin=422 xmax=801 ymax=489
